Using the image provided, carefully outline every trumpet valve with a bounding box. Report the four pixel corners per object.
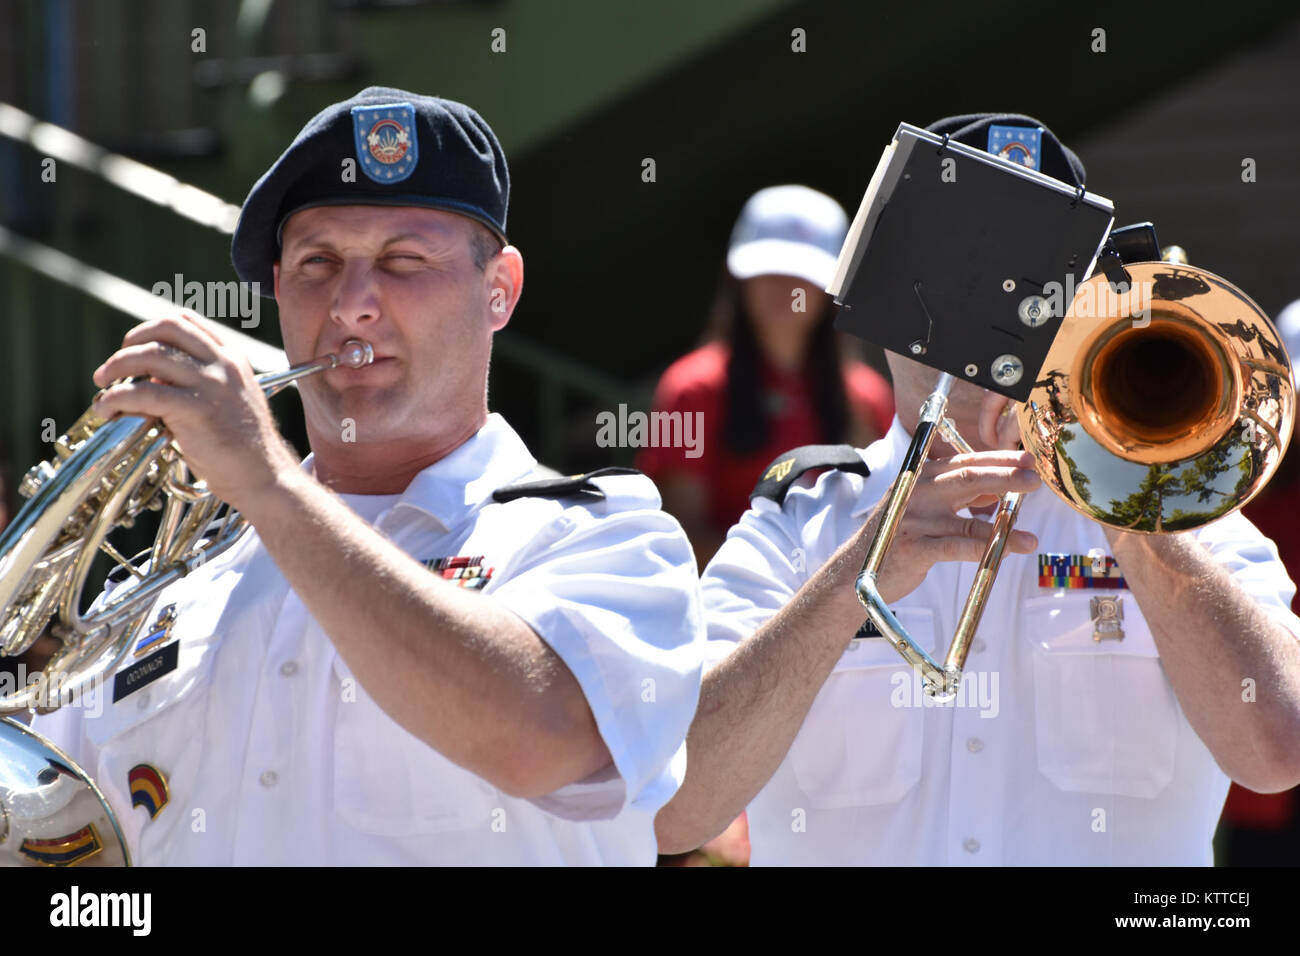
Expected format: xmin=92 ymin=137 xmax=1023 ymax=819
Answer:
xmin=18 ymin=461 xmax=57 ymax=499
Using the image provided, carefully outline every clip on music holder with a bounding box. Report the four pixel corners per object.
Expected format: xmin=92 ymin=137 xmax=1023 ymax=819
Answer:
xmin=828 ymin=122 xmax=1116 ymax=402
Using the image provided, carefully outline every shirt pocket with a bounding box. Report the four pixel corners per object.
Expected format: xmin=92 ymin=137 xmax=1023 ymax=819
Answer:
xmin=84 ymin=648 xmax=211 ymax=746
xmin=788 ymin=607 xmax=934 ymax=809
xmin=83 ymin=622 xmax=217 ymax=829
xmin=1020 ymin=593 xmax=1179 ymax=798
xmin=331 ymin=654 xmax=499 ymax=837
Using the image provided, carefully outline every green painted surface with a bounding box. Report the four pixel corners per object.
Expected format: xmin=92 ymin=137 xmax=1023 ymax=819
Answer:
xmin=348 ymin=0 xmax=797 ymax=154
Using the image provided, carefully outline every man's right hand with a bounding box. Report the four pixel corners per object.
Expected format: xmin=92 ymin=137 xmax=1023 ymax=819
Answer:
xmin=861 ymin=449 xmax=1042 ymax=605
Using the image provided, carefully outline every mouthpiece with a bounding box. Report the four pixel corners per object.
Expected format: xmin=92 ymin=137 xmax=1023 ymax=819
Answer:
xmin=335 ymin=339 xmax=374 ymax=369
xmin=255 ymin=338 xmax=377 ymax=398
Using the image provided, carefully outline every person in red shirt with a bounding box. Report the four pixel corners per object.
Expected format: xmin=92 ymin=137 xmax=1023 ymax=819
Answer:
xmin=638 ymin=185 xmax=894 ymax=571
xmin=643 ymin=184 xmax=892 ymax=868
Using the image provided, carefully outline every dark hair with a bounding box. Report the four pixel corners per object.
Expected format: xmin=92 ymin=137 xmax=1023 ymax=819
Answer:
xmin=468 ymin=221 xmax=504 ymax=271
xmin=711 ymin=273 xmax=850 ymax=456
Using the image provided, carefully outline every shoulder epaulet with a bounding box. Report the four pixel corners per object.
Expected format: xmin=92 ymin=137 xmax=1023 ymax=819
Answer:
xmin=492 ymin=466 xmax=642 ymax=504
xmin=106 ymin=548 xmax=151 ymax=586
xmin=750 ymin=445 xmax=870 ymax=505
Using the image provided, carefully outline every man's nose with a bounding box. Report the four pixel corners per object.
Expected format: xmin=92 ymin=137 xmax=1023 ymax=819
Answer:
xmin=331 ymin=258 xmax=381 ymax=326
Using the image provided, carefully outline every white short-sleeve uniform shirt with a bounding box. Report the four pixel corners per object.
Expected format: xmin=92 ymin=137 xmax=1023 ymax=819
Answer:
xmin=702 ymin=416 xmax=1300 ymax=866
xmin=32 ymin=414 xmax=704 ymax=865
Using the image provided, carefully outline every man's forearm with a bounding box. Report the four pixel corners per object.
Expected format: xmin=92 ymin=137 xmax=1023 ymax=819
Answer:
xmin=239 ymin=466 xmax=610 ymax=797
xmin=656 ymin=527 xmax=870 ymax=853
xmin=1107 ymin=527 xmax=1300 ymax=792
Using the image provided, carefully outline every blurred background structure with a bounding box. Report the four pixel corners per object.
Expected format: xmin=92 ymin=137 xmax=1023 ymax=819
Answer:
xmin=1 ymin=0 xmax=1298 ymax=865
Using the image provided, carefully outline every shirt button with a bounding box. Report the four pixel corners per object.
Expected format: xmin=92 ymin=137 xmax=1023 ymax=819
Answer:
xmin=972 ymin=639 xmax=987 ymax=654
xmin=966 ymin=737 xmax=984 ymax=753
xmin=259 ymin=770 xmax=279 ymax=788
xmin=964 ymin=837 xmax=981 ymax=854
xmin=136 ymin=692 xmax=151 ymax=711
xmin=279 ymin=661 xmax=299 ymax=677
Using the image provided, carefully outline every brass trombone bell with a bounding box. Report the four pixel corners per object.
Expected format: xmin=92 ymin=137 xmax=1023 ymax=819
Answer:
xmin=855 ymin=259 xmax=1294 ymax=699
xmin=1020 ymin=261 xmax=1292 ymax=531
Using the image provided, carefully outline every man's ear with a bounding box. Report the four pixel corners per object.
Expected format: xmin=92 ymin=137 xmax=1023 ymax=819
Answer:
xmin=485 ymin=246 xmax=524 ymax=332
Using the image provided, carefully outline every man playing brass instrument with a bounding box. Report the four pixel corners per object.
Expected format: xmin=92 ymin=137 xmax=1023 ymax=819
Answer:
xmin=654 ymin=114 xmax=1300 ymax=865
xmin=28 ymin=87 xmax=704 ymax=865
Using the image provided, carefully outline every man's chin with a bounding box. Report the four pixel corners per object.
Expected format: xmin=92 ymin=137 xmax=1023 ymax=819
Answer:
xmin=306 ymin=391 xmax=408 ymax=441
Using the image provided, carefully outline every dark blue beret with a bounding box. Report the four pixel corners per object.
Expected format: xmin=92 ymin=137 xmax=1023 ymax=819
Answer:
xmin=231 ymin=86 xmax=509 ymax=292
xmin=926 ymin=113 xmax=1085 ymax=188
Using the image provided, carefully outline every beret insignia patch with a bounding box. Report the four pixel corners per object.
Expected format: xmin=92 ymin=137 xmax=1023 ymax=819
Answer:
xmin=987 ymin=123 xmax=1043 ymax=171
xmin=351 ymin=102 xmax=419 ymax=184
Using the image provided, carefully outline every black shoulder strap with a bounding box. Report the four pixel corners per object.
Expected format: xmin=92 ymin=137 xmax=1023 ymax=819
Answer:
xmin=492 ymin=466 xmax=642 ymax=504
xmin=106 ymin=548 xmax=151 ymax=586
xmin=750 ymin=445 xmax=870 ymax=505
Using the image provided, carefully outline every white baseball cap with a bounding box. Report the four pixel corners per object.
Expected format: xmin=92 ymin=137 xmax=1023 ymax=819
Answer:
xmin=726 ymin=185 xmax=848 ymax=290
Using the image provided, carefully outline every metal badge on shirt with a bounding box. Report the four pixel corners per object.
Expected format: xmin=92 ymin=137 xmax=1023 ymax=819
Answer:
xmin=1039 ymin=550 xmax=1127 ymax=642
xmin=1090 ymin=595 xmax=1125 ymax=641
xmin=128 ymin=763 xmax=171 ymax=819
xmin=112 ymin=603 xmax=180 ymax=703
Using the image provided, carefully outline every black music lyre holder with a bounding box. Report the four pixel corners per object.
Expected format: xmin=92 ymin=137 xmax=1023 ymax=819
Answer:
xmin=829 ymin=123 xmax=1117 ymax=402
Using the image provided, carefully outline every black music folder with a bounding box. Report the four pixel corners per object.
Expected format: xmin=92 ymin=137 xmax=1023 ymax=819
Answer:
xmin=828 ymin=123 xmax=1115 ymax=401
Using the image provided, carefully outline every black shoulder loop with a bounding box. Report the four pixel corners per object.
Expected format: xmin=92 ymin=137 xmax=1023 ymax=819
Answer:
xmin=750 ymin=445 xmax=870 ymax=505
xmin=106 ymin=548 xmax=151 ymax=586
xmin=492 ymin=466 xmax=642 ymax=504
